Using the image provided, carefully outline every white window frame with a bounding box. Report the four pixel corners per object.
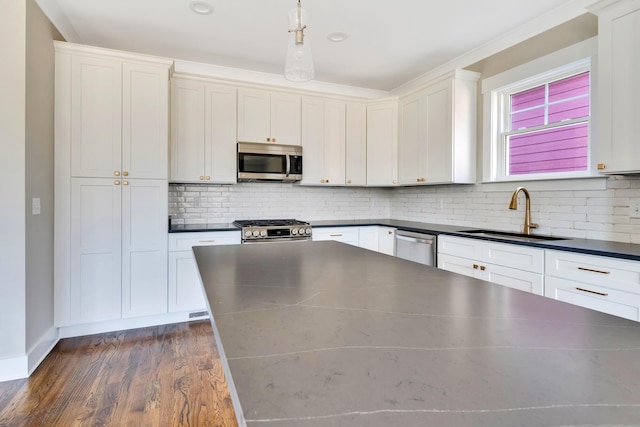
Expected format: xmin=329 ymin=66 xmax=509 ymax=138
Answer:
xmin=481 ymin=38 xmax=598 ymax=183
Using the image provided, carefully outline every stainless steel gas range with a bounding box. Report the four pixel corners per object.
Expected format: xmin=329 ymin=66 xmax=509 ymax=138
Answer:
xmin=233 ymin=219 xmax=312 ymax=244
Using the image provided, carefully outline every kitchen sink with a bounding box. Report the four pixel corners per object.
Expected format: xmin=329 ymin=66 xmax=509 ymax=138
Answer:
xmin=458 ymin=229 xmax=568 ymax=242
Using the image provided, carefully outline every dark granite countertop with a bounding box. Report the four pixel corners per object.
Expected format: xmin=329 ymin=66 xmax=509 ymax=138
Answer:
xmin=194 ymin=241 xmax=640 ymax=427
xmin=172 ymin=218 xmax=640 ymax=261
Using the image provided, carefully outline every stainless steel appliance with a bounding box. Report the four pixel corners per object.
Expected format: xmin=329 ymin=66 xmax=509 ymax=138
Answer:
xmin=237 ymin=142 xmax=303 ymax=182
xmin=234 ymin=219 xmax=312 ymax=243
xmin=395 ymin=230 xmax=436 ymax=266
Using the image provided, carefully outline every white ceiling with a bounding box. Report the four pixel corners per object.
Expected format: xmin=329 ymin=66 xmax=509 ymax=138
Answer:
xmin=37 ymin=0 xmax=592 ymax=92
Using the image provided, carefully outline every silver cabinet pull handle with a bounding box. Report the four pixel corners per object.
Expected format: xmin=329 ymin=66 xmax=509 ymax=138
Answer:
xmin=578 ymin=267 xmax=610 ymax=275
xmin=330 ymin=234 xmax=343 ymax=237
xmin=576 ymin=287 xmax=608 ymax=297
xmin=199 ymin=240 xmax=216 ymax=243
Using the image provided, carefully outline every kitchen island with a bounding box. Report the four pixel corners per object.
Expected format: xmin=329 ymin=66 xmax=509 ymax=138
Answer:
xmin=193 ymin=241 xmax=640 ymax=427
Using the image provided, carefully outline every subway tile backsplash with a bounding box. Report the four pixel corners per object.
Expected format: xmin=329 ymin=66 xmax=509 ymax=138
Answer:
xmin=169 ymin=176 xmax=640 ymax=244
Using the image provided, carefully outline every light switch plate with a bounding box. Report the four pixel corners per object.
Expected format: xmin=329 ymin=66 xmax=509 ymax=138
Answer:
xmin=32 ymin=198 xmax=41 ymax=215
xmin=630 ymin=199 xmax=640 ymax=219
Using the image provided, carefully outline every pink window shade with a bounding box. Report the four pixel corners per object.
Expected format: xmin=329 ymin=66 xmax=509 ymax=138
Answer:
xmin=508 ymin=122 xmax=588 ymax=175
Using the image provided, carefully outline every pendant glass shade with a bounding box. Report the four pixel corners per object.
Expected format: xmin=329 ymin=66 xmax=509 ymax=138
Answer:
xmin=284 ymin=2 xmax=314 ymax=82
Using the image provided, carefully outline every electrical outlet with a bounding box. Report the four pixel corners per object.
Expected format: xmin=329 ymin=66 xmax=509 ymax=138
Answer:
xmin=630 ymin=199 xmax=640 ymax=219
xmin=32 ymin=198 xmax=41 ymax=215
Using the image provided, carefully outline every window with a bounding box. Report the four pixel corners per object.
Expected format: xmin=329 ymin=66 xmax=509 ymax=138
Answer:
xmin=482 ymin=52 xmax=595 ymax=182
xmin=507 ymin=71 xmax=590 ymax=176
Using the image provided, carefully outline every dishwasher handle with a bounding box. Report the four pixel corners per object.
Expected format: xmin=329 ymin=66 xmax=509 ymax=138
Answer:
xmin=395 ymin=230 xmax=435 ymax=245
xmin=395 ymin=234 xmax=434 ymax=245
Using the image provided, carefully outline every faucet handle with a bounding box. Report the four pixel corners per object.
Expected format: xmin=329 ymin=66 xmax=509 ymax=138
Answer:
xmin=529 ymin=222 xmax=539 ymax=229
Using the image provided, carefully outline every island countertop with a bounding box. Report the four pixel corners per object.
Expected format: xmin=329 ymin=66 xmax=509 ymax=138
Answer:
xmin=193 ymin=241 xmax=640 ymax=427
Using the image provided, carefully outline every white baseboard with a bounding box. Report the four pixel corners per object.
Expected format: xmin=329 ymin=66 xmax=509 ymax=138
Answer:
xmin=58 ymin=311 xmax=209 ymax=339
xmin=0 ymin=312 xmax=209 ymax=382
xmin=0 ymin=326 xmax=60 ymax=382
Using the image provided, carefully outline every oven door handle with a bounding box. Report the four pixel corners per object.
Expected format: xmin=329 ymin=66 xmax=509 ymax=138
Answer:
xmin=285 ymin=154 xmax=291 ymax=177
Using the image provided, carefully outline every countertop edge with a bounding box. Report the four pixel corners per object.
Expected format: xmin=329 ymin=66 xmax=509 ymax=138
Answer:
xmin=171 ymin=218 xmax=640 ymax=261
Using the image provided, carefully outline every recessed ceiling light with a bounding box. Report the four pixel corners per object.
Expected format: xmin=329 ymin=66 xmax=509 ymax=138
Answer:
xmin=327 ymin=32 xmax=348 ymax=42
xmin=189 ymin=1 xmax=214 ymax=15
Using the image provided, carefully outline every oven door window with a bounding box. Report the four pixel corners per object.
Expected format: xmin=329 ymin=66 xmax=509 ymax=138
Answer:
xmin=239 ymin=153 xmax=286 ymax=174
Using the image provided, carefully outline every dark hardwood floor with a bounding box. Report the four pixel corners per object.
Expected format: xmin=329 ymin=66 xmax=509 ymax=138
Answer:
xmin=0 ymin=320 xmax=238 ymax=427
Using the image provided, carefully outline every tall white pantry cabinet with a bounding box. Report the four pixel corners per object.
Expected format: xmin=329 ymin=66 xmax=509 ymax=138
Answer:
xmin=54 ymin=42 xmax=173 ymax=331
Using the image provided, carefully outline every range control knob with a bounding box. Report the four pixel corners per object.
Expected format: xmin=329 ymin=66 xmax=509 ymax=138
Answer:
xmin=260 ymin=230 xmax=267 ymax=237
xmin=305 ymin=228 xmax=312 ymax=235
xmin=252 ymin=230 xmax=260 ymax=237
xmin=291 ymin=228 xmax=299 ymax=235
xmin=244 ymin=230 xmax=252 ymax=238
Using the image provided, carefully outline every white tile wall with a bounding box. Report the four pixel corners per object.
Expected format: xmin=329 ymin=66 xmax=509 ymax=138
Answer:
xmin=169 ymin=176 xmax=640 ymax=244
xmin=169 ymin=183 xmax=393 ymax=224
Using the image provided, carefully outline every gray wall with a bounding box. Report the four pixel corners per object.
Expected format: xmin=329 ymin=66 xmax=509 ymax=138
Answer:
xmin=0 ymin=0 xmax=58 ymax=362
xmin=0 ymin=0 xmax=28 ymax=359
xmin=25 ymin=0 xmax=58 ymax=354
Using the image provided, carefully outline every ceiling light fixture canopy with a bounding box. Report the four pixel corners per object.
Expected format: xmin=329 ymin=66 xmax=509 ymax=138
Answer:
xmin=285 ymin=0 xmax=314 ymax=82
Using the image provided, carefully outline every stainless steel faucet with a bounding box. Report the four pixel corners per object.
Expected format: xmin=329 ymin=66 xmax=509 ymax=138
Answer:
xmin=509 ymin=187 xmax=538 ymax=235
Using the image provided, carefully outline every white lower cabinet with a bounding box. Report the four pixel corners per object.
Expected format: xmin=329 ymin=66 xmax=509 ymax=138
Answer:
xmin=545 ymin=250 xmax=640 ymax=321
xmin=314 ymin=226 xmax=396 ymax=255
xmin=312 ymin=227 xmax=360 ymax=246
xmin=168 ymin=231 xmax=241 ymax=313
xmin=68 ymin=178 xmax=168 ymax=325
xmin=437 ymin=235 xmax=545 ymax=295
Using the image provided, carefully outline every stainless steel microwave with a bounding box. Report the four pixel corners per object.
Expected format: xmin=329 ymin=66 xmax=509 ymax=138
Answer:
xmin=237 ymin=142 xmax=303 ymax=182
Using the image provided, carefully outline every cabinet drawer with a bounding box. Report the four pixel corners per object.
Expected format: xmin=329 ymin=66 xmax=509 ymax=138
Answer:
xmin=312 ymin=227 xmax=359 ymax=245
xmin=169 ymin=231 xmax=241 ymax=251
xmin=545 ymin=276 xmax=640 ymax=321
xmin=482 ymin=241 xmax=544 ymax=274
xmin=545 ymin=250 xmax=640 ymax=294
xmin=438 ymin=235 xmax=481 ymax=259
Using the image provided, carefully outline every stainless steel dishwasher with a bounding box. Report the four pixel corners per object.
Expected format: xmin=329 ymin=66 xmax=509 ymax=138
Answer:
xmin=394 ymin=230 xmax=437 ymax=266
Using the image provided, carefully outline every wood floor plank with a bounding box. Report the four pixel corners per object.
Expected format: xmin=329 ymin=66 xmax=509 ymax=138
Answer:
xmin=0 ymin=321 xmax=238 ymax=427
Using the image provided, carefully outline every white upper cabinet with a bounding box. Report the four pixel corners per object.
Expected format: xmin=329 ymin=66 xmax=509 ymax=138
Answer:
xmin=301 ymin=97 xmax=346 ymax=185
xmin=70 ymin=55 xmax=122 ymax=178
xmin=398 ymin=91 xmax=424 ymax=185
xmin=367 ymin=101 xmax=398 ymax=186
xmin=237 ymin=88 xmax=301 ymax=145
xmin=345 ymin=103 xmax=368 ymax=186
xmin=590 ymin=0 xmax=640 ymax=174
xmin=68 ymin=53 xmax=170 ymax=179
xmin=398 ymin=70 xmax=478 ymax=185
xmin=170 ymin=77 xmax=237 ymax=183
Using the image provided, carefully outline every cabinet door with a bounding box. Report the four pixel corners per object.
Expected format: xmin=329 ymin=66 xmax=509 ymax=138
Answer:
xmin=70 ymin=56 xmax=122 ymax=178
xmin=424 ymin=79 xmax=453 ymax=184
xmin=271 ymin=92 xmax=301 ymax=145
xmin=483 ymin=264 xmax=544 ymax=295
xmin=345 ymin=103 xmax=367 ymax=186
xmin=367 ymin=102 xmax=398 ymax=186
xmin=170 ymin=78 xmax=205 ymax=182
xmin=237 ymin=88 xmax=271 ymax=143
xmin=358 ymin=226 xmax=379 ymax=252
xmin=398 ymin=92 xmax=426 ymax=185
xmin=323 ymin=100 xmax=346 ymax=185
xmin=546 ymin=276 xmax=640 ymax=321
xmin=301 ymin=97 xmax=325 ymax=184
xmin=594 ymin=2 xmax=640 ymax=173
xmin=378 ymin=227 xmax=396 ymax=256
xmin=122 ymin=63 xmax=169 ymax=179
xmin=70 ymin=178 xmax=122 ymax=323
xmin=437 ymin=253 xmax=480 ymax=279
xmin=168 ymin=252 xmax=207 ymax=312
xmin=121 ymin=179 xmax=168 ymax=318
xmin=312 ymin=227 xmax=359 ymax=246
xmin=205 ymin=83 xmax=237 ymax=183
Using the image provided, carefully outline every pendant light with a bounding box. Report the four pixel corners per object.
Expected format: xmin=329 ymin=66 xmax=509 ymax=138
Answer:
xmin=285 ymin=0 xmax=314 ymax=82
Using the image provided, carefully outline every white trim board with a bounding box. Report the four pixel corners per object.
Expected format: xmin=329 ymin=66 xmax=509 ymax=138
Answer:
xmin=0 ymin=326 xmax=59 ymax=382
